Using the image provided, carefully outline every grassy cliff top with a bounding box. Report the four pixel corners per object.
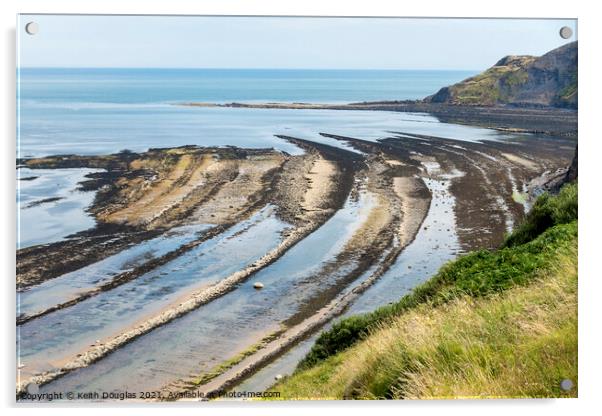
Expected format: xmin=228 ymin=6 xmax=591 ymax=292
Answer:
xmin=267 ymin=183 xmax=578 ymax=400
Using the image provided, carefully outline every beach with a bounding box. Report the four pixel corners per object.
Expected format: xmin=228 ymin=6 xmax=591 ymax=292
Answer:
xmin=16 ymin=67 xmax=576 ymax=400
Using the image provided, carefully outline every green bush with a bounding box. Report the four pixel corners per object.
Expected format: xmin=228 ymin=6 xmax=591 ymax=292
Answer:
xmin=504 ymin=183 xmax=577 ymax=247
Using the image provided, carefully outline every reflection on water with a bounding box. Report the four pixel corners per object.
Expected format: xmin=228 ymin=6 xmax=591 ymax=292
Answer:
xmin=38 ymin=191 xmax=375 ymax=394
xmin=19 ymin=104 xmax=531 ymax=158
xmin=237 ymin=169 xmax=463 ymax=392
xmin=18 ymin=67 xmax=476 ymax=157
xmin=17 ymin=168 xmax=103 ymax=248
xmin=17 ymin=68 xmax=555 ymax=400
xmin=18 ymin=224 xmax=212 ymax=319
xmin=344 ymin=173 xmax=462 ymax=314
xmin=235 ymin=332 xmax=320 ymax=394
xmin=18 ymin=206 xmax=290 ymax=377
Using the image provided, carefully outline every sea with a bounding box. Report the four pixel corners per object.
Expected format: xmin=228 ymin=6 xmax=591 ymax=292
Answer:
xmin=18 ymin=67 xmax=519 ymax=248
xmin=16 ymin=67 xmax=491 ymax=157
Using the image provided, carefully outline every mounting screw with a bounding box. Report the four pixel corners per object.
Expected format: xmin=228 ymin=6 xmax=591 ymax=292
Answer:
xmin=560 ymin=378 xmax=574 ymax=391
xmin=559 ymin=26 xmax=573 ymax=40
xmin=25 ymin=22 xmax=39 ymax=35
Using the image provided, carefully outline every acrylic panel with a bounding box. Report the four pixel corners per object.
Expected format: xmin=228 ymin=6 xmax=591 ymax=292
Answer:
xmin=16 ymin=15 xmax=578 ymax=402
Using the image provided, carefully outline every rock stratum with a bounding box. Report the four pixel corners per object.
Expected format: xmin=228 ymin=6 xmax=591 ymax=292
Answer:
xmin=17 ymin=131 xmax=574 ymax=398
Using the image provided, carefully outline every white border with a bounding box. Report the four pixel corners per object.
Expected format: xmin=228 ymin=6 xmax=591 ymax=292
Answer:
xmin=2 ymin=1 xmax=600 ymax=415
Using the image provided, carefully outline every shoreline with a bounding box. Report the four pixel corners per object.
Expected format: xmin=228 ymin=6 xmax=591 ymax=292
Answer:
xmin=17 ymin=119 xmax=575 ymax=399
xmin=16 ymin=140 xmax=362 ymax=396
xmin=158 ymin=144 xmax=432 ymax=400
xmin=180 ymin=101 xmax=578 ymax=137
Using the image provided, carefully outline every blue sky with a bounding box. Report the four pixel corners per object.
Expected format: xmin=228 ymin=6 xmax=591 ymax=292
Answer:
xmin=18 ymin=15 xmax=577 ymax=70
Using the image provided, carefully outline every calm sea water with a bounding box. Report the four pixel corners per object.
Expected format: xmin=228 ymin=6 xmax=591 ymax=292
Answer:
xmin=17 ymin=68 xmax=481 ymax=157
xmin=18 ymin=68 xmax=474 ymax=104
xmin=20 ymin=68 xmax=531 ymax=247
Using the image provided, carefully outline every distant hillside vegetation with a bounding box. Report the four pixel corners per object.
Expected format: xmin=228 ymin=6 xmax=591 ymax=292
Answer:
xmin=426 ymin=42 xmax=577 ymax=109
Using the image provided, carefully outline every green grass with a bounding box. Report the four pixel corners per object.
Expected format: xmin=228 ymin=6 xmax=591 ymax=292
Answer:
xmin=272 ymin=183 xmax=578 ymax=399
xmin=271 ymin=242 xmax=577 ymax=399
xmin=298 ymin=220 xmax=577 ymax=369
xmin=556 ymin=71 xmax=578 ymax=107
xmin=504 ymin=183 xmax=577 ymax=247
xmin=299 ymin=184 xmax=577 ymax=370
xmin=443 ymin=58 xmax=535 ymax=105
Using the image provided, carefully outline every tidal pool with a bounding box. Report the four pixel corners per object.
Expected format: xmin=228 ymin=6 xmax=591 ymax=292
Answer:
xmin=18 ymin=206 xmax=290 ymax=378
xmin=38 ymin=191 xmax=376 ymax=395
xmin=18 ymin=223 xmax=212 ymax=319
xmin=17 ymin=167 xmax=103 ymax=248
xmin=235 ymin=169 xmax=463 ymax=392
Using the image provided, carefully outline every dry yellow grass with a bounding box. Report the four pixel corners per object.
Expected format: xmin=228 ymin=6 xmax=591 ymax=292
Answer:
xmin=271 ymin=244 xmax=577 ymax=400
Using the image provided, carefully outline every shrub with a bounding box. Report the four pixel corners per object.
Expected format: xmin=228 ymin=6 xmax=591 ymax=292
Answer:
xmin=504 ymin=182 xmax=577 ymax=247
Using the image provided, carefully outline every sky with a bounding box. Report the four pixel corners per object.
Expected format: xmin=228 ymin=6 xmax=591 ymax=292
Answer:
xmin=18 ymin=15 xmax=577 ymax=70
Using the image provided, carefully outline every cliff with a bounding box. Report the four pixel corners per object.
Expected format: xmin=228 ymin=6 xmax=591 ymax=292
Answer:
xmin=427 ymin=42 xmax=577 ymax=109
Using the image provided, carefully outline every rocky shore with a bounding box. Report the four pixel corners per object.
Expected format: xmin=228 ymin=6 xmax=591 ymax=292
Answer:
xmin=17 ymin=125 xmax=575 ymax=398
